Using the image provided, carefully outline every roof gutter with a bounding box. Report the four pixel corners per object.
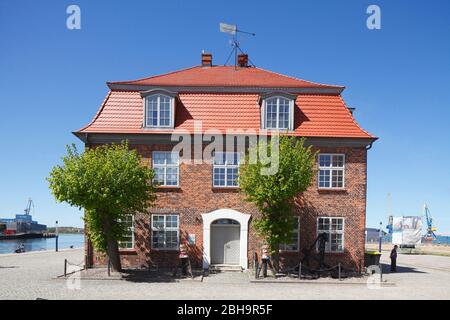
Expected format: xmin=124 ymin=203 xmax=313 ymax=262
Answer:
xmin=106 ymin=83 xmax=345 ymax=95
xmin=69 ymin=132 xmax=377 ymax=148
xmin=72 ymin=131 xmax=90 ymax=144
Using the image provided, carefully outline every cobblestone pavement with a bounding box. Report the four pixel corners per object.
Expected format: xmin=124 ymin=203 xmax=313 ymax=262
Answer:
xmin=1 ymin=249 xmax=450 ymax=300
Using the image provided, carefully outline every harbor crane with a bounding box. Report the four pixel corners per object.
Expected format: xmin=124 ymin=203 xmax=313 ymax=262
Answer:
xmin=423 ymin=204 xmax=437 ymax=240
xmin=24 ymin=198 xmax=34 ymax=215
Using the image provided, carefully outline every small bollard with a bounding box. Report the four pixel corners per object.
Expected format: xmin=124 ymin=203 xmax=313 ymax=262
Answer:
xmin=107 ymin=258 xmax=111 ymax=277
xmin=261 ymin=259 xmax=268 ymax=278
xmin=64 ymin=259 xmax=67 ymax=277
xmin=338 ymin=263 xmax=341 ymax=281
xmin=379 ymin=263 xmax=383 ymax=282
xmin=298 ymin=262 xmax=302 ymax=280
xmin=261 ymin=245 xmax=269 ymax=278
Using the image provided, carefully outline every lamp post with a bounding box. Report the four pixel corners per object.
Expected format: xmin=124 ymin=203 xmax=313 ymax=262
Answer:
xmin=378 ymin=221 xmax=383 ymax=253
xmin=55 ymin=220 xmax=59 ymax=252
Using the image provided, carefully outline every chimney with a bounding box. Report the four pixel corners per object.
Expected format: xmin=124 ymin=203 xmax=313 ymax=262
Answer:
xmin=201 ymin=51 xmax=212 ymax=67
xmin=238 ymin=54 xmax=249 ymax=67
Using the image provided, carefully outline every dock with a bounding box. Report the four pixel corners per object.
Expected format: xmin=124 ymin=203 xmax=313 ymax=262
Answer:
xmin=0 ymin=233 xmax=56 ymax=240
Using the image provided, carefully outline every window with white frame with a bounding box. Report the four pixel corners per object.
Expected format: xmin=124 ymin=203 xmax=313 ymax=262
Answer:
xmin=145 ymin=94 xmax=173 ymax=128
xmin=152 ymin=151 xmax=179 ymax=186
xmin=262 ymin=96 xmax=294 ymax=130
xmin=318 ymin=154 xmax=345 ymax=189
xmin=317 ymin=217 xmax=344 ymax=252
xmin=118 ymin=214 xmax=134 ymax=249
xmin=213 ymin=152 xmax=240 ymax=187
xmin=280 ymin=217 xmax=300 ymax=251
xmin=151 ymin=214 xmax=179 ymax=249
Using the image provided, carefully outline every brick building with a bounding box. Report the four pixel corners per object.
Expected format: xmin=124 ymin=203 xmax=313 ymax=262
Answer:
xmin=74 ymin=53 xmax=377 ymax=271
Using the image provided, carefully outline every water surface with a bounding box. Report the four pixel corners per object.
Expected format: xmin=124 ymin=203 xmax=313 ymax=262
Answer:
xmin=0 ymin=233 xmax=84 ymax=254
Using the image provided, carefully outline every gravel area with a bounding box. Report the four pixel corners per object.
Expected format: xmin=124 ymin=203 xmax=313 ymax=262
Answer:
xmin=1 ymin=248 xmax=450 ymax=300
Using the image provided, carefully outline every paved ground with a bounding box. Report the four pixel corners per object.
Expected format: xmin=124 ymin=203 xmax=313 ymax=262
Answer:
xmin=1 ymin=248 xmax=450 ymax=299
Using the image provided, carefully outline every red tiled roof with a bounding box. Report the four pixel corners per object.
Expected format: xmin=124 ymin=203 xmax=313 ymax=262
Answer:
xmin=107 ymin=65 xmax=344 ymax=89
xmin=77 ymin=91 xmax=375 ymax=139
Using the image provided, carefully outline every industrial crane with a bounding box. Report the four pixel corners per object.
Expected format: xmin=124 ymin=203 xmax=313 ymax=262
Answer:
xmin=24 ymin=198 xmax=34 ymax=215
xmin=423 ymin=204 xmax=437 ymax=241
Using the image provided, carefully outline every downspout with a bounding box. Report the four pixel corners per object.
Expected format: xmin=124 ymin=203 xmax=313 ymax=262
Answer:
xmin=84 ymin=132 xmax=91 ymax=267
xmin=362 ymin=139 xmax=373 ymax=272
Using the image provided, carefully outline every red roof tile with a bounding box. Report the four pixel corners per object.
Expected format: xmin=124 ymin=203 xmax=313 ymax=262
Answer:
xmin=77 ymin=91 xmax=375 ymax=139
xmin=107 ymin=65 xmax=344 ymax=89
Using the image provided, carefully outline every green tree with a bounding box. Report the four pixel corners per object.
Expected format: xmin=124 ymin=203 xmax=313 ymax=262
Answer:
xmin=239 ymin=136 xmax=316 ymax=273
xmin=47 ymin=142 xmax=156 ymax=271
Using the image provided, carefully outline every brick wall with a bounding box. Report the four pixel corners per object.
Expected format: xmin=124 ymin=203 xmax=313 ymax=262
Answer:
xmin=86 ymin=143 xmax=367 ymax=272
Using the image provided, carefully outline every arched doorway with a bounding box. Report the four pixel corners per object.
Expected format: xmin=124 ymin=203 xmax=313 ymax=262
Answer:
xmin=201 ymin=209 xmax=251 ymax=270
xmin=210 ymin=219 xmax=240 ymax=265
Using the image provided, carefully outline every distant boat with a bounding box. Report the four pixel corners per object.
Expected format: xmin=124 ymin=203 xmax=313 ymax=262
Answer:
xmin=0 ymin=199 xmax=47 ymax=240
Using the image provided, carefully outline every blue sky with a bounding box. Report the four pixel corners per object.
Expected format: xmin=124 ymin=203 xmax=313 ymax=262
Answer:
xmin=0 ymin=0 xmax=449 ymax=233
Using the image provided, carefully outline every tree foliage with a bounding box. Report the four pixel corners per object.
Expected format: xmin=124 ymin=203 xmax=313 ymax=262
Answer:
xmin=47 ymin=142 xmax=156 ymax=271
xmin=239 ymin=136 xmax=316 ymax=270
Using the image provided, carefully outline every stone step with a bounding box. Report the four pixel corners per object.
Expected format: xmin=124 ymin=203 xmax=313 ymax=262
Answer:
xmin=209 ymin=264 xmax=243 ymax=272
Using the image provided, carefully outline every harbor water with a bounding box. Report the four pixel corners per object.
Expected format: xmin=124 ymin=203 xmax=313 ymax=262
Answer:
xmin=0 ymin=233 xmax=84 ymax=254
xmin=433 ymin=235 xmax=450 ymax=245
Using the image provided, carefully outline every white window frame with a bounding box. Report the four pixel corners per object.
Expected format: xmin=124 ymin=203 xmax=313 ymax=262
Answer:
xmin=261 ymin=96 xmax=294 ymax=131
xmin=318 ymin=153 xmax=346 ymax=189
xmin=144 ymin=94 xmax=175 ymax=128
xmin=212 ymin=152 xmax=240 ymax=188
xmin=151 ymin=214 xmax=180 ymax=250
xmin=316 ymin=217 xmax=345 ymax=253
xmin=152 ymin=151 xmax=180 ymax=187
xmin=280 ymin=217 xmax=300 ymax=252
xmin=118 ymin=214 xmax=135 ymax=250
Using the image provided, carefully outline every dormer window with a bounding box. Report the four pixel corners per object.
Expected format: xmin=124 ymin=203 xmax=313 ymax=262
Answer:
xmin=141 ymin=89 xmax=177 ymax=129
xmin=260 ymin=93 xmax=296 ymax=131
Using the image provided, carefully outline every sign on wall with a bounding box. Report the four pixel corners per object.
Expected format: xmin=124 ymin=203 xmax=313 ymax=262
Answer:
xmin=188 ymin=234 xmax=196 ymax=245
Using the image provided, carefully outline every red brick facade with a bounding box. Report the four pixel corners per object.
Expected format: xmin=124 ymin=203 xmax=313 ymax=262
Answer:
xmin=76 ymin=57 xmax=376 ymax=272
xmin=85 ymin=142 xmax=368 ymax=272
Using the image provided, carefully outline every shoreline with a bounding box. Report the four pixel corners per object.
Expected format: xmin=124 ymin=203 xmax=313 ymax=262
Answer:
xmin=0 ymin=246 xmax=83 ymax=257
xmin=0 ymin=233 xmax=57 ymax=240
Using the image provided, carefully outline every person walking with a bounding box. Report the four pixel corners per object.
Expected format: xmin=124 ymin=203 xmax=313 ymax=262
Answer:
xmin=390 ymin=245 xmax=398 ymax=272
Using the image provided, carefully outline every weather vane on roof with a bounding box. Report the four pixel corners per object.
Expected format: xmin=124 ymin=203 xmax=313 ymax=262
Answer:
xmin=219 ymin=22 xmax=256 ymax=68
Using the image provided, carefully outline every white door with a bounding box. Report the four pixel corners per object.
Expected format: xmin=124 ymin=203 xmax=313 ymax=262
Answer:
xmin=211 ymin=224 xmax=240 ymax=265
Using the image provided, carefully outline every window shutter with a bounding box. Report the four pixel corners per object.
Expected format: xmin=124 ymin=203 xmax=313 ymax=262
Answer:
xmin=289 ymin=99 xmax=294 ymax=131
xmin=143 ymin=97 xmax=147 ymax=128
xmin=261 ymin=100 xmax=266 ymax=129
xmin=171 ymin=97 xmax=175 ymax=129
